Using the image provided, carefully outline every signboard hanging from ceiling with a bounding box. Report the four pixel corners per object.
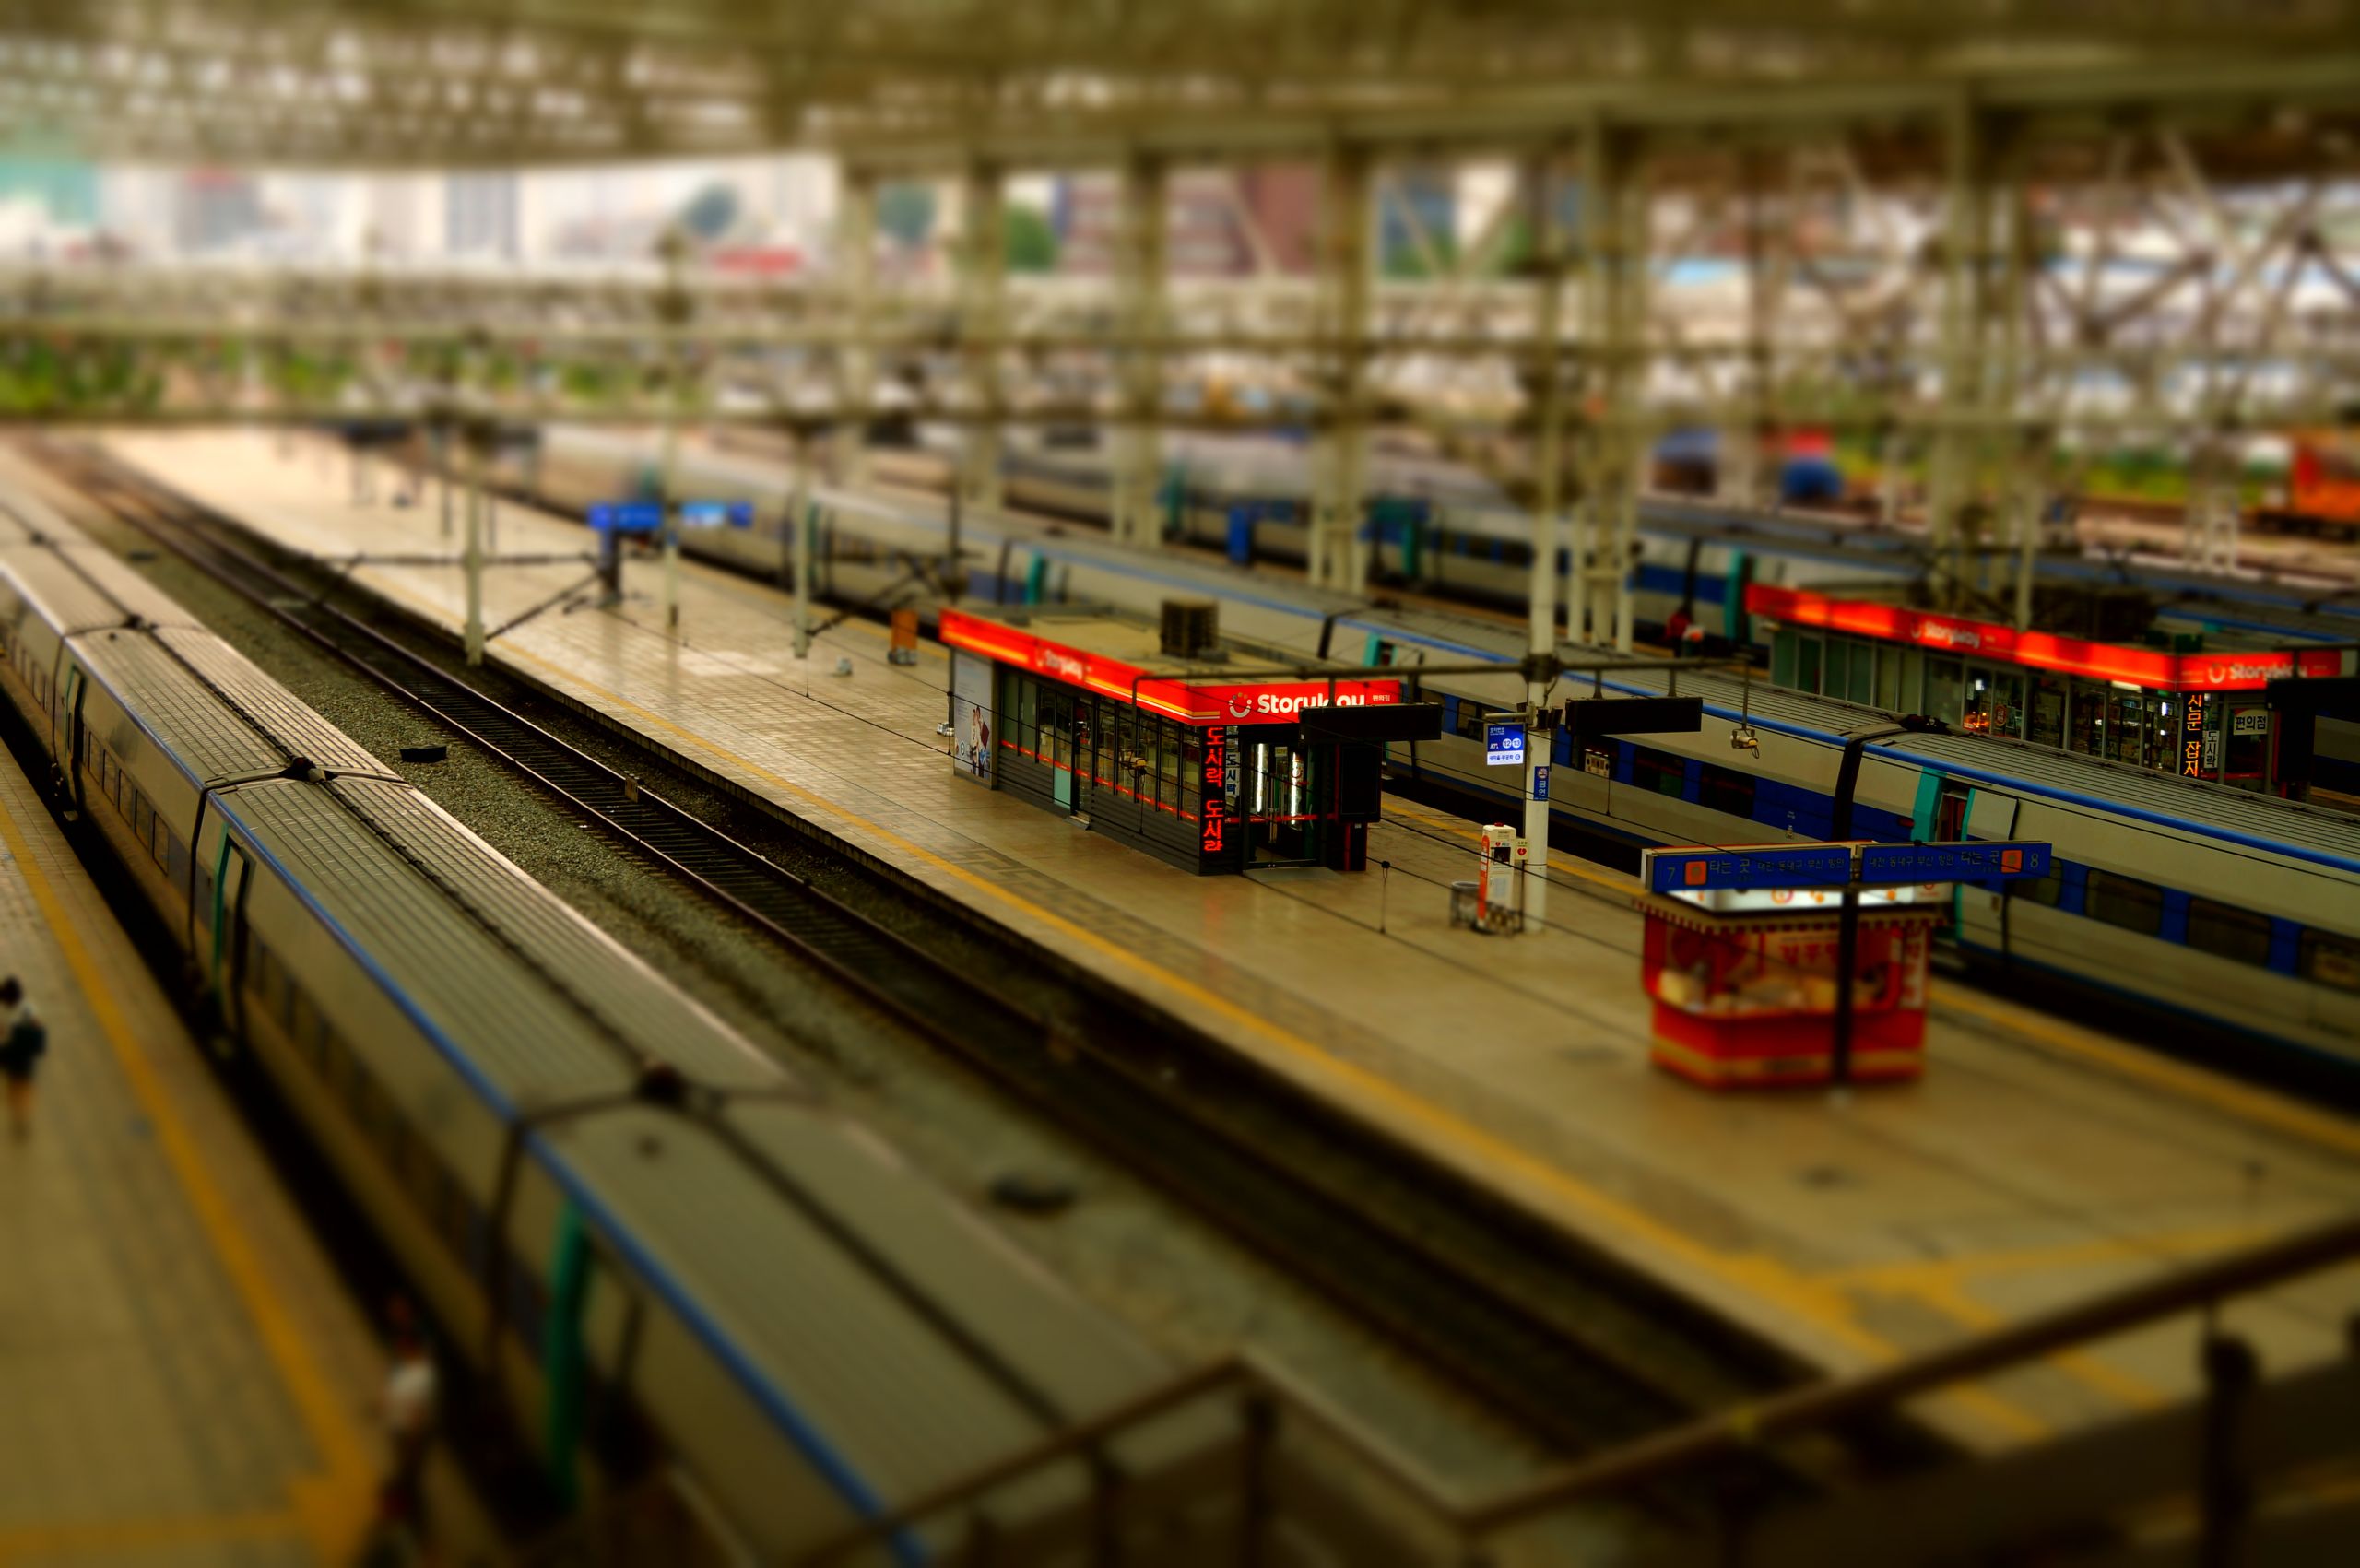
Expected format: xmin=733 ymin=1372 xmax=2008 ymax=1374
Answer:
xmin=1565 ymin=696 xmax=1705 ymax=737
xmin=1485 ymin=723 xmax=1527 ymax=766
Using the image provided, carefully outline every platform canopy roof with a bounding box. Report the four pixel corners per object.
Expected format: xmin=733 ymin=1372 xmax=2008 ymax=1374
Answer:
xmin=0 ymin=1 xmax=2355 ymax=170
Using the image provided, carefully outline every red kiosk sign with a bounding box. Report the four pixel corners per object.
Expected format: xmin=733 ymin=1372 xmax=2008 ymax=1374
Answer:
xmin=939 ymin=608 xmax=1402 ymax=725
xmin=1745 ymin=584 xmax=2342 ymax=692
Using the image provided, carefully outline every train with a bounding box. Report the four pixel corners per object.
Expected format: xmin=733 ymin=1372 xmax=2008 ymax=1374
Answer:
xmin=527 ymin=424 xmax=2360 ymax=664
xmin=0 ymin=479 xmax=1173 ymax=1559
xmin=527 ymin=464 xmax=2360 ymax=1079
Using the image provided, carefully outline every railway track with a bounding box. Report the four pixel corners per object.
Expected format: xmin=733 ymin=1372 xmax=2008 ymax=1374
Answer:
xmin=41 ymin=442 xmax=1919 ymax=1510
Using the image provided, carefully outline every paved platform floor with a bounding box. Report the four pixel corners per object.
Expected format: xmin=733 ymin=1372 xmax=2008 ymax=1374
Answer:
xmin=0 ymin=737 xmax=387 ymax=1566
xmin=89 ymin=430 xmax=2360 ymax=1457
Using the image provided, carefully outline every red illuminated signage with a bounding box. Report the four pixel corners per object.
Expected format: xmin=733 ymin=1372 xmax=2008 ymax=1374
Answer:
xmin=939 ymin=609 xmax=1402 ymax=725
xmin=2182 ymin=692 xmax=2206 ymax=778
xmin=1746 ymin=585 xmax=2338 ymax=692
xmin=1201 ymin=726 xmax=1230 ymax=859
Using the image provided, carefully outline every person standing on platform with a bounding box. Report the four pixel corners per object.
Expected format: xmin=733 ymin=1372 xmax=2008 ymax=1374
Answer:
xmin=0 ymin=976 xmax=44 ymax=1142
xmin=371 ymin=1297 xmax=442 ymax=1562
xmin=1663 ymin=605 xmax=1693 ymax=651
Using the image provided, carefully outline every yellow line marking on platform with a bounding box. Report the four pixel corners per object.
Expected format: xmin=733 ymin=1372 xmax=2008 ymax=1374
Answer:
xmin=486 ymin=632 xmax=2065 ymax=1441
xmin=0 ymin=787 xmax=377 ymax=1562
xmin=0 ymin=1509 xmax=302 ymax=1564
xmin=1929 ymin=983 xmax=2360 ymax=1163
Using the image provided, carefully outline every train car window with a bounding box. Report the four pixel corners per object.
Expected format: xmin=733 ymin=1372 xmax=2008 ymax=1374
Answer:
xmin=1697 ymin=762 xmax=1757 ymax=819
xmin=2012 ymin=861 xmax=2067 ymax=907
xmin=2084 ymin=870 xmax=2165 ymax=937
xmin=1631 ymin=746 xmax=1687 ymax=800
xmin=2298 ymin=929 xmax=2360 ymax=994
xmin=2186 ymin=899 xmax=2273 ymax=968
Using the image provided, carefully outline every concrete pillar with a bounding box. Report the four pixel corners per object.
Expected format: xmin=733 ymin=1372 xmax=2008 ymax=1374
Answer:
xmin=1111 ymin=152 xmax=1167 ymax=548
xmin=463 ymin=437 xmax=486 ymax=666
xmin=960 ymin=161 xmax=1007 ymax=513
xmin=835 ymin=169 xmax=878 ymax=487
xmin=1928 ymin=99 xmax=1990 ymax=610
xmin=1574 ymin=125 xmax=1644 ymax=651
xmin=791 ymin=433 xmax=814 ymax=659
xmin=1310 ymin=146 xmax=1373 ymax=591
xmin=1522 ymin=155 xmax=1569 ymax=933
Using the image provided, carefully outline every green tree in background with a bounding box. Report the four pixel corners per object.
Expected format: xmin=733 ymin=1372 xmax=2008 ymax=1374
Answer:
xmin=1006 ymin=205 xmax=1058 ymax=273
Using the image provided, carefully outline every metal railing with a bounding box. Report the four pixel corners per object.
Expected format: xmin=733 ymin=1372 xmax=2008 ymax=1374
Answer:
xmin=797 ymin=1209 xmax=2360 ymax=1566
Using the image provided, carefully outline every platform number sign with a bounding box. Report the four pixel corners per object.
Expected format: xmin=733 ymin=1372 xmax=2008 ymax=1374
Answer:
xmin=1533 ymin=766 xmax=1549 ymax=801
xmin=1485 ymin=723 xmax=1527 ymax=767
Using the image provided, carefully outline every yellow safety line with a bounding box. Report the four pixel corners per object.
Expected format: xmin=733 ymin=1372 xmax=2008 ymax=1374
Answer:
xmin=0 ymin=784 xmax=376 ymax=1562
xmin=1929 ymin=982 xmax=2360 ymax=1162
xmin=0 ymin=1509 xmax=302 ymax=1564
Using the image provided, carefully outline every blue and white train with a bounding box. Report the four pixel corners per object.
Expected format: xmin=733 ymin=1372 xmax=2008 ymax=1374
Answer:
xmin=0 ymin=483 xmax=1174 ymax=1559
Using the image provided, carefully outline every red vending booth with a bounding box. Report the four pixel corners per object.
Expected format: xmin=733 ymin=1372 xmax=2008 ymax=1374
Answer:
xmin=1634 ymin=841 xmax=2050 ymax=1089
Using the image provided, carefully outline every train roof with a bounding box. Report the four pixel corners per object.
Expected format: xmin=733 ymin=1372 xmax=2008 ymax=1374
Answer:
xmin=0 ymin=540 xmax=148 ymax=633
xmin=345 ymin=776 xmax=781 ymax=1093
xmin=542 ymin=1102 xmax=1167 ymax=1515
xmin=74 ymin=628 xmax=297 ymax=783
xmin=152 ymin=627 xmax=393 ymax=775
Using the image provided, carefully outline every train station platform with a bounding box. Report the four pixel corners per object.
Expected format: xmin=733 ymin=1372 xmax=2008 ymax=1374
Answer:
xmin=0 ymin=736 xmax=386 ymax=1565
xmin=90 ymin=430 xmax=2360 ymax=1457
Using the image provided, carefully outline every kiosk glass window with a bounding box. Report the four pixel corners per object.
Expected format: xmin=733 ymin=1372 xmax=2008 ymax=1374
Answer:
xmin=1847 ymin=642 xmax=1876 ymax=705
xmin=1924 ymin=657 xmax=1965 ymax=725
xmin=2069 ymin=678 xmax=2108 ymax=757
xmin=1796 ymin=635 xmax=1822 ymax=695
xmin=1181 ymin=728 xmax=1204 ymax=818
xmin=1823 ymin=640 xmax=1848 ymax=702
xmin=2028 ymin=673 xmax=2067 ymax=749
xmin=1875 ymin=645 xmax=1902 ymax=710
xmin=2107 ymin=689 xmax=2147 ymax=766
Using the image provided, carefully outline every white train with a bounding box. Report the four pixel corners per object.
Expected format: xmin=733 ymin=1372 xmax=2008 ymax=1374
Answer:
xmin=0 ymin=484 xmax=1174 ymax=1558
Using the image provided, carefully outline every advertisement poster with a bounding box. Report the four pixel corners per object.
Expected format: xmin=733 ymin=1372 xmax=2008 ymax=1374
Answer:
xmin=951 ymin=650 xmax=995 ymax=785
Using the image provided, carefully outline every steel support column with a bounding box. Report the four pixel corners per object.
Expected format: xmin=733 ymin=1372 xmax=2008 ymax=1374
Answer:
xmin=1111 ymin=151 xmax=1167 ymax=549
xmin=1575 ymin=126 xmax=1644 ymax=651
xmin=1522 ymin=153 xmax=1569 ymax=932
xmin=834 ymin=169 xmax=878 ymax=487
xmin=1929 ymin=99 xmax=1992 ymax=609
xmin=1311 ymin=145 xmax=1373 ymax=591
xmin=960 ymin=161 xmax=1007 ymax=514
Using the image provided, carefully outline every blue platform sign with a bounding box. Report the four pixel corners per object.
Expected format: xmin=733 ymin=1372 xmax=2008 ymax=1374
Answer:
xmin=1533 ymin=766 xmax=1549 ymax=801
xmin=1485 ymin=723 xmax=1527 ymax=767
xmin=1859 ymin=842 xmax=2052 ymax=886
xmin=679 ymin=500 xmax=754 ymax=530
xmin=588 ymin=501 xmax=665 ymax=535
xmin=1645 ymin=845 xmax=1853 ymax=895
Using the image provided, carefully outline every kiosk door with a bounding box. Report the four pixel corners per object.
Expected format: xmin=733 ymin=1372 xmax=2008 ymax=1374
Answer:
xmin=1247 ymin=736 xmax=1319 ymax=866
